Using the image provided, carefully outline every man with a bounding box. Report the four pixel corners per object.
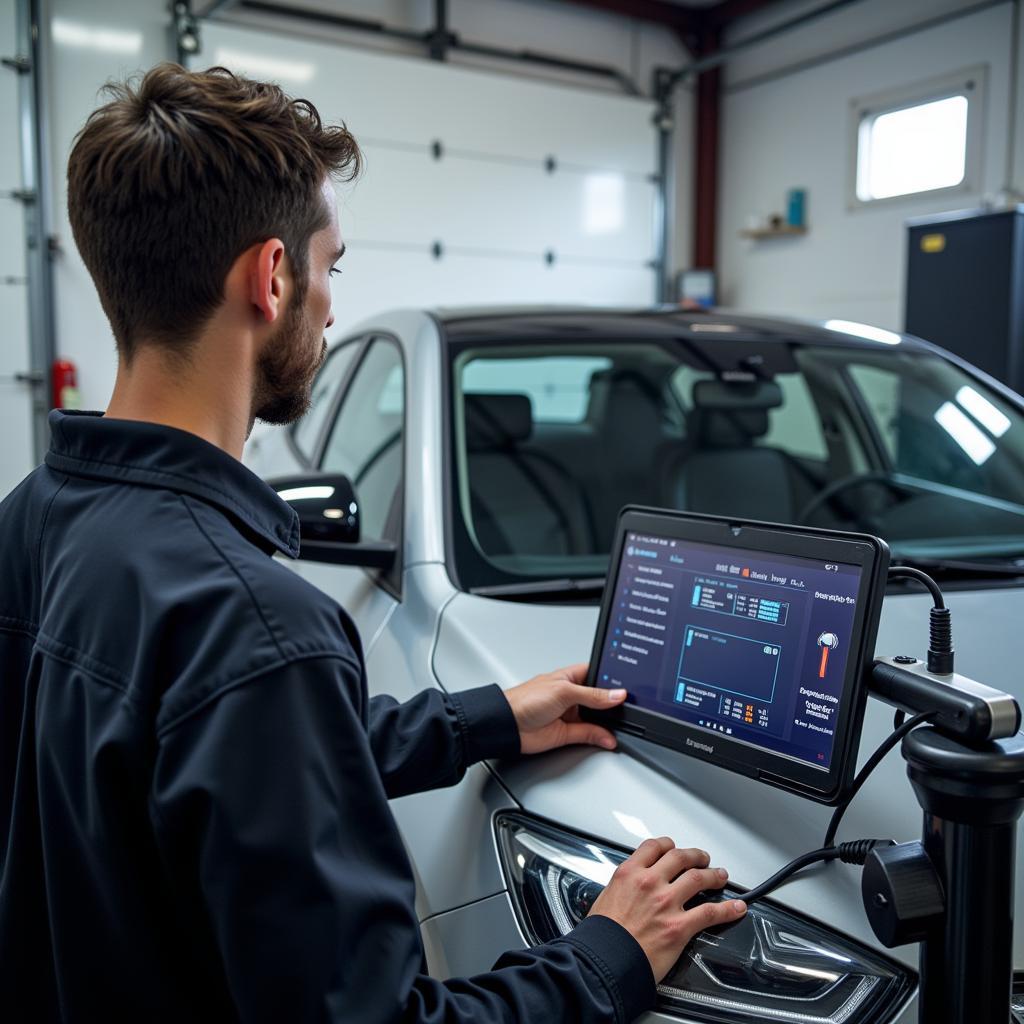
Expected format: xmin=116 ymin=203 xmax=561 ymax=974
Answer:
xmin=0 ymin=64 xmax=745 ymax=1022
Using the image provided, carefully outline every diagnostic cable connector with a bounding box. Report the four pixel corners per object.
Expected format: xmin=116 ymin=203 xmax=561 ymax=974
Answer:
xmin=872 ymin=657 xmax=1020 ymax=742
xmin=886 ymin=565 xmax=953 ymax=674
xmin=741 ymin=839 xmax=895 ymax=906
xmin=874 ymin=565 xmax=1018 ymax=742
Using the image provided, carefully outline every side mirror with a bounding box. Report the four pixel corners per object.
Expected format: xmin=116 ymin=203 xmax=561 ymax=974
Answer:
xmin=267 ymin=473 xmax=397 ymax=570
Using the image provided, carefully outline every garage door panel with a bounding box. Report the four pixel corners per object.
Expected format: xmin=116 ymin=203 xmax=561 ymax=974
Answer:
xmin=329 ymin=246 xmax=653 ymax=334
xmin=341 ymin=146 xmax=654 ymax=261
xmin=193 ymin=21 xmax=658 ymax=340
xmin=0 ymin=0 xmax=20 ymax=190
xmin=199 ymin=21 xmax=655 ymax=176
xmin=0 ymin=278 xmax=29 ymax=376
xmin=0 ymin=198 xmax=26 ymax=279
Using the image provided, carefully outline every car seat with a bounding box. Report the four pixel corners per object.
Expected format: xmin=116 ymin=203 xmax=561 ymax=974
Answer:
xmin=662 ymin=379 xmax=808 ymax=521
xmin=588 ymin=369 xmax=670 ymax=544
xmin=463 ymin=393 xmax=593 ymax=557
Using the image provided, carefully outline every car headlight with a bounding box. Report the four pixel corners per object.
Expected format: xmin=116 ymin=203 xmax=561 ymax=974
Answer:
xmin=1012 ymin=972 xmax=1024 ymax=1023
xmin=495 ymin=813 xmax=914 ymax=1023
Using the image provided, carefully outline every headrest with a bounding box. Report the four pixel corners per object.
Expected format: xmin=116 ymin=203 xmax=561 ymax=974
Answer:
xmin=464 ymin=393 xmax=532 ymax=451
xmin=589 ymin=369 xmax=665 ymax=440
xmin=692 ymin=379 xmax=783 ymax=412
xmin=692 ymin=408 xmax=770 ymax=447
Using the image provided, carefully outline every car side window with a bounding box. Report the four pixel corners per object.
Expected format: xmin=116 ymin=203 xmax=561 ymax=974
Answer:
xmin=320 ymin=339 xmax=404 ymax=541
xmin=291 ymin=338 xmax=362 ymax=461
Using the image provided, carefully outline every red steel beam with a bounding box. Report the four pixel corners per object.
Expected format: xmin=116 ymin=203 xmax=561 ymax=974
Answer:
xmin=554 ymin=0 xmax=699 ymax=36
xmin=693 ymin=23 xmax=721 ymax=272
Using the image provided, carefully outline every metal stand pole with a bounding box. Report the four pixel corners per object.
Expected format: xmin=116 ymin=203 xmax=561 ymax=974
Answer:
xmin=901 ymin=728 xmax=1024 ymax=1024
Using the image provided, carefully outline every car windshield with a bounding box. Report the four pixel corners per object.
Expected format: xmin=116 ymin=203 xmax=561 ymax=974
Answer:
xmin=448 ymin=332 xmax=1024 ymax=593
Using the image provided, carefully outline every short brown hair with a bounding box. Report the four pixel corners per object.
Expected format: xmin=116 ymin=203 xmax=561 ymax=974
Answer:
xmin=67 ymin=62 xmax=360 ymax=360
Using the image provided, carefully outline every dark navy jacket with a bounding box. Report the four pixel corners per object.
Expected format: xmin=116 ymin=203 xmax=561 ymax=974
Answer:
xmin=0 ymin=411 xmax=654 ymax=1023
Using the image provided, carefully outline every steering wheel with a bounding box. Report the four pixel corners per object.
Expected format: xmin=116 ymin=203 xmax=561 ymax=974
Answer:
xmin=795 ymin=471 xmax=912 ymax=526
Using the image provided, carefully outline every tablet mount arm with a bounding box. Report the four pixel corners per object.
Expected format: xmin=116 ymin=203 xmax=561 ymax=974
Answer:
xmin=863 ymin=585 xmax=1024 ymax=1024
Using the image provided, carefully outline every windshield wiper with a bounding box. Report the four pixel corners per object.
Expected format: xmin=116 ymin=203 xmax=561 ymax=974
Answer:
xmin=470 ymin=576 xmax=607 ymax=599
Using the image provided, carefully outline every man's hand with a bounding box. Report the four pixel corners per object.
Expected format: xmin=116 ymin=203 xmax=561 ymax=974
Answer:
xmin=503 ymin=663 xmax=627 ymax=755
xmin=588 ymin=837 xmax=747 ymax=982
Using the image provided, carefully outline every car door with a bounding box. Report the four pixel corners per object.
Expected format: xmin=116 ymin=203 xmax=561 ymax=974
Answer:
xmin=289 ymin=335 xmax=406 ymax=649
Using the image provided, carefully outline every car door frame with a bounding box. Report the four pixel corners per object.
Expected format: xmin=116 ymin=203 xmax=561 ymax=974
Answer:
xmin=286 ymin=331 xmax=407 ymax=601
xmin=285 ymin=333 xmax=372 ymax=470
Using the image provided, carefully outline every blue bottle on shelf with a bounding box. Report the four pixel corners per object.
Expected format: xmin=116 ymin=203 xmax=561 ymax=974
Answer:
xmin=787 ymin=188 xmax=806 ymax=228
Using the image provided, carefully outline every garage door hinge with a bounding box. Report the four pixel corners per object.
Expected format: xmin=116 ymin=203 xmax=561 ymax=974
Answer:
xmin=4 ymin=275 xmax=28 ymax=285
xmin=1 ymin=55 xmax=31 ymax=74
xmin=14 ymin=370 xmax=44 ymax=385
xmin=4 ymin=188 xmax=36 ymax=204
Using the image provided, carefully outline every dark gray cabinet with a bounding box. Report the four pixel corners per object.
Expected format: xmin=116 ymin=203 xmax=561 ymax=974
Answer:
xmin=905 ymin=207 xmax=1024 ymax=394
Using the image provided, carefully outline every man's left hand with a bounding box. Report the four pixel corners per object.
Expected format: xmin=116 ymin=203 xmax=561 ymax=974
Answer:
xmin=504 ymin=663 xmax=627 ymax=755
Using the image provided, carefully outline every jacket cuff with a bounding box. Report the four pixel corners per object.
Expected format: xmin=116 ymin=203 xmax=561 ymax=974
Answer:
xmin=448 ymin=684 xmax=521 ymax=766
xmin=558 ymin=915 xmax=657 ymax=1023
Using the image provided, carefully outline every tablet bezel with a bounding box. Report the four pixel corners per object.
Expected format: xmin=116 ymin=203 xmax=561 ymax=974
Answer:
xmin=583 ymin=507 xmax=890 ymax=805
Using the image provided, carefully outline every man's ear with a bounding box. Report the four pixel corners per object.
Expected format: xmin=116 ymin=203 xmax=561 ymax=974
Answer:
xmin=250 ymin=238 xmax=288 ymax=324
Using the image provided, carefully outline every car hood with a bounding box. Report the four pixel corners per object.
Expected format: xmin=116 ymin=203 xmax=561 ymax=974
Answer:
xmin=433 ymin=584 xmax=1024 ymax=969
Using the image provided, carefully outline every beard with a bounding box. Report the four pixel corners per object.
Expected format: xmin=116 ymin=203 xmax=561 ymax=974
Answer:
xmin=253 ymin=296 xmax=328 ymax=426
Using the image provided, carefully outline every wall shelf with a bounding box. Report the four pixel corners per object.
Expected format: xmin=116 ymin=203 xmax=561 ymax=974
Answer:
xmin=740 ymin=225 xmax=808 ymax=240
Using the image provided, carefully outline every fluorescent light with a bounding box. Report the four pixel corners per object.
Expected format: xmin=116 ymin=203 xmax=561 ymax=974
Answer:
xmin=52 ymin=18 xmax=142 ymax=54
xmin=276 ymin=485 xmax=334 ymax=501
xmin=956 ymin=385 xmax=1011 ymax=438
xmin=582 ymin=173 xmax=625 ymax=235
xmin=934 ymin=401 xmax=996 ymax=465
xmin=824 ymin=319 xmax=901 ymax=345
xmin=213 ymin=48 xmax=315 ymax=84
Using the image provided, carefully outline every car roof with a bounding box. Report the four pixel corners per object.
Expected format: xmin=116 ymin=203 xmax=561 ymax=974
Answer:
xmin=431 ymin=305 xmax=933 ymax=352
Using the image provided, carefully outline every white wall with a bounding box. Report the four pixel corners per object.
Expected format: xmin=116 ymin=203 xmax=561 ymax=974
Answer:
xmin=42 ymin=0 xmax=693 ymax=414
xmin=716 ymin=0 xmax=1020 ymax=329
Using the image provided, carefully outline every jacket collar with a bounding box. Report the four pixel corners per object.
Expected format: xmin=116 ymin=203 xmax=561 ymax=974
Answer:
xmin=44 ymin=410 xmax=300 ymax=557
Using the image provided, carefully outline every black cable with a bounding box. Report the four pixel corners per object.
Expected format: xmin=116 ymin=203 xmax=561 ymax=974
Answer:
xmin=824 ymin=710 xmax=936 ymax=848
xmin=739 ymin=713 xmax=936 ymax=905
xmin=887 ymin=565 xmax=944 ymax=606
xmin=887 ymin=565 xmax=954 ymax=674
xmin=741 ymin=839 xmax=894 ymax=905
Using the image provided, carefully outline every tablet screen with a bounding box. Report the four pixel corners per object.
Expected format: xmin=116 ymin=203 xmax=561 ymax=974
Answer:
xmin=594 ymin=530 xmax=865 ymax=772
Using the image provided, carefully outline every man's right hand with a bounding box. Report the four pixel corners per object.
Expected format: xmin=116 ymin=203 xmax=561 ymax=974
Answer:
xmin=587 ymin=837 xmax=747 ymax=982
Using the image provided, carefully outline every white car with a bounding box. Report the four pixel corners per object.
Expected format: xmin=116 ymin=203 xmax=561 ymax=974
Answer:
xmin=247 ymin=306 xmax=1024 ymax=1024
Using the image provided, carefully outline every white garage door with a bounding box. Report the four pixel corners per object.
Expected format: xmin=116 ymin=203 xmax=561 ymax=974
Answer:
xmin=0 ymin=0 xmax=35 ymax=497
xmin=191 ymin=21 xmax=658 ymax=337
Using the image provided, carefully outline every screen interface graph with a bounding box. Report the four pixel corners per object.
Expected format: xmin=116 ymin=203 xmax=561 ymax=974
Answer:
xmin=594 ymin=532 xmax=863 ymax=771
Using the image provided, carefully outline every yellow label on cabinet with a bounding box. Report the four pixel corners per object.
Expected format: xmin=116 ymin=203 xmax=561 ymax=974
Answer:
xmin=921 ymin=233 xmax=946 ymax=253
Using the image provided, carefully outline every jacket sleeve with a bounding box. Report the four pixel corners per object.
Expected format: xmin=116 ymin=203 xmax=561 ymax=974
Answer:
xmin=367 ymin=684 xmax=521 ymax=799
xmin=150 ymin=655 xmax=656 ymax=1024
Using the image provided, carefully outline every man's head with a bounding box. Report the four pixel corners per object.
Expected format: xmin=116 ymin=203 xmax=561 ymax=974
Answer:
xmin=67 ymin=63 xmax=360 ymax=424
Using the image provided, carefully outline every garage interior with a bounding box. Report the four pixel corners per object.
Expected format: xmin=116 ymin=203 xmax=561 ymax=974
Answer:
xmin=5 ymin=0 xmax=1024 ymax=490
xmin=3 ymin=2 xmax=1024 ymax=1024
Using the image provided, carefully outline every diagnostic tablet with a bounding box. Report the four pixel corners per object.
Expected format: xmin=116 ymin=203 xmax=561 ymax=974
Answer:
xmin=585 ymin=508 xmax=889 ymax=804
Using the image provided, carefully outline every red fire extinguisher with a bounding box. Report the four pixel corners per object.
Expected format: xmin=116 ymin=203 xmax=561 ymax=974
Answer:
xmin=51 ymin=359 xmax=80 ymax=410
